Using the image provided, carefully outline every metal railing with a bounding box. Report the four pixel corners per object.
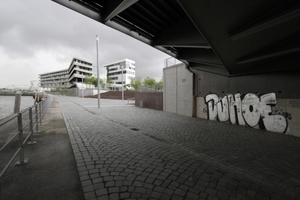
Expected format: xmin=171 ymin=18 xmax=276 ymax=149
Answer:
xmin=138 ymin=86 xmax=163 ymax=92
xmin=164 ymin=57 xmax=182 ymax=68
xmin=0 ymin=95 xmax=53 ymax=179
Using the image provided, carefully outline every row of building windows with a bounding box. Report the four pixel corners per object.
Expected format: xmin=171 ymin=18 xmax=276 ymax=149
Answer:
xmin=74 ymin=59 xmax=92 ymax=66
xmin=41 ymin=83 xmax=67 ymax=86
xmin=115 ymin=81 xmax=125 ymax=84
xmin=107 ymin=70 xmax=135 ymax=76
xmin=108 ymin=66 xmax=135 ymax=72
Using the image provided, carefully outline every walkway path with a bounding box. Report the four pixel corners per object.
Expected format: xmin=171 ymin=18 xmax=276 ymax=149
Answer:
xmin=58 ymin=96 xmax=300 ymax=200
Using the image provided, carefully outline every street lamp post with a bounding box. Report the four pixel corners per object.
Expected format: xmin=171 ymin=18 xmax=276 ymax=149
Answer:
xmin=96 ymin=35 xmax=100 ymax=108
xmin=121 ymin=65 xmax=124 ymax=102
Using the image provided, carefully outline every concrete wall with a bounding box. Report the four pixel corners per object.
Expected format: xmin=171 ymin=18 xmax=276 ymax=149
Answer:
xmin=135 ymin=92 xmax=163 ymax=110
xmin=195 ymin=70 xmax=300 ymax=137
xmin=163 ymin=63 xmax=194 ymax=117
xmin=66 ymin=88 xmax=99 ymax=97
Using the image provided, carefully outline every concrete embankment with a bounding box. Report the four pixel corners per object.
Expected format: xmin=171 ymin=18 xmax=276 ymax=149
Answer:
xmin=0 ymin=91 xmax=34 ymax=96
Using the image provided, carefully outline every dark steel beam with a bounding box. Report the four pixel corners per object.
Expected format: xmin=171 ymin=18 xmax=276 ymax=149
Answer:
xmin=236 ymin=47 xmax=300 ymax=64
xmin=103 ymin=0 xmax=138 ymax=22
xmin=229 ymin=7 xmax=300 ymax=41
xmin=134 ymin=3 xmax=169 ymax=28
xmin=189 ymin=63 xmax=229 ymax=76
xmin=52 ymin=0 xmax=103 ymax=22
xmin=125 ymin=7 xmax=163 ymax=33
xmin=142 ymin=1 xmax=174 ymax=25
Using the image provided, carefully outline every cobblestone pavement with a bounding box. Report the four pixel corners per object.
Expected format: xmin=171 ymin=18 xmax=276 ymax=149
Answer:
xmin=57 ymin=96 xmax=300 ymax=200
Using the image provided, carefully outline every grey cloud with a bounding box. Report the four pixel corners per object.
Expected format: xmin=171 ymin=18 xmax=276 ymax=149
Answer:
xmin=0 ymin=0 xmax=169 ymax=86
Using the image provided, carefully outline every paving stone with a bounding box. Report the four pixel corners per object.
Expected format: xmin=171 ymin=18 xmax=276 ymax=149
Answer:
xmin=83 ymin=185 xmax=95 ymax=193
xmin=108 ymin=187 xmax=119 ymax=194
xmin=84 ymin=191 xmax=96 ymax=200
xmin=94 ymin=183 xmax=104 ymax=190
xmin=133 ymin=180 xmax=144 ymax=187
xmin=186 ymin=191 xmax=200 ymax=200
xmin=82 ymin=180 xmax=93 ymax=187
xmin=151 ymin=191 xmax=162 ymax=199
xmin=206 ymin=187 xmax=218 ymax=196
xmin=108 ymin=193 xmax=119 ymax=200
xmin=92 ymin=177 xmax=103 ymax=184
xmin=119 ymin=193 xmax=130 ymax=199
xmin=171 ymin=194 xmax=185 ymax=200
xmin=105 ymin=181 xmax=115 ymax=187
xmin=130 ymin=193 xmax=141 ymax=198
xmin=153 ymin=179 xmax=163 ymax=186
xmin=135 ymin=187 xmax=146 ymax=194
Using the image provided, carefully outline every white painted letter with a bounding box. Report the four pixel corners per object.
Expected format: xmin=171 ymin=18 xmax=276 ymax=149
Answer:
xmin=217 ymin=96 xmax=229 ymax=122
xmin=260 ymin=93 xmax=288 ymax=133
xmin=205 ymin=94 xmax=219 ymax=121
xmin=242 ymin=93 xmax=260 ymax=127
xmin=228 ymin=93 xmax=245 ymax=125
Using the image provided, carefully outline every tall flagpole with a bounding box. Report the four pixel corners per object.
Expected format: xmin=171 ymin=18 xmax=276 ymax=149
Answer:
xmin=96 ymin=35 xmax=100 ymax=108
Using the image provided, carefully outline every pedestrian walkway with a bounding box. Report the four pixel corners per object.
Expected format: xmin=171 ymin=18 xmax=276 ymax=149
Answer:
xmin=57 ymin=96 xmax=300 ymax=200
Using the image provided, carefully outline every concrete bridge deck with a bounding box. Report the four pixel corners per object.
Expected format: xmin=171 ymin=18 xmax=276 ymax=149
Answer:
xmin=1 ymin=96 xmax=300 ymax=200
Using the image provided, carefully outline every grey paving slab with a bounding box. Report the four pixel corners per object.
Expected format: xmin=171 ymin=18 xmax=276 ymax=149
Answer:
xmin=57 ymin=96 xmax=300 ymax=200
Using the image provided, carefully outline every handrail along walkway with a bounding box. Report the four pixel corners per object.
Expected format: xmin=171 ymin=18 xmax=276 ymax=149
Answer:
xmin=0 ymin=95 xmax=53 ymax=179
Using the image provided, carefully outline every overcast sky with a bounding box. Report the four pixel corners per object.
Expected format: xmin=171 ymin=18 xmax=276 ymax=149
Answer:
xmin=0 ymin=0 xmax=171 ymax=87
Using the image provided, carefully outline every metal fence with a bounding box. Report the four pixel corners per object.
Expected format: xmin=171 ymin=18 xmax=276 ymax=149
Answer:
xmin=138 ymin=86 xmax=163 ymax=92
xmin=164 ymin=57 xmax=182 ymax=68
xmin=0 ymin=95 xmax=53 ymax=180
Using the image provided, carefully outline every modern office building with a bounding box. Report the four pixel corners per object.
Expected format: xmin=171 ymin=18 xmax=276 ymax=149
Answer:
xmin=104 ymin=58 xmax=135 ymax=88
xmin=39 ymin=58 xmax=93 ymax=89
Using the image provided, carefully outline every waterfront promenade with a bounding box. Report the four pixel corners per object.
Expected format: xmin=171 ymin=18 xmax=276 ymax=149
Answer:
xmin=2 ymin=96 xmax=300 ymax=199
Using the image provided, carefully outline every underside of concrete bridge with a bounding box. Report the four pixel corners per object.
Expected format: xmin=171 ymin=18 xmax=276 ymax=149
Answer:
xmin=52 ymin=0 xmax=300 ymax=77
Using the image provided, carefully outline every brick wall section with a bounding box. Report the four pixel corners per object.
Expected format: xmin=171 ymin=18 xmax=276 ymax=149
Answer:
xmin=135 ymin=92 xmax=163 ymax=110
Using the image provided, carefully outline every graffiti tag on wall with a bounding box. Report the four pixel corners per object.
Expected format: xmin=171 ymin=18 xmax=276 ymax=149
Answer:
xmin=205 ymin=93 xmax=291 ymax=133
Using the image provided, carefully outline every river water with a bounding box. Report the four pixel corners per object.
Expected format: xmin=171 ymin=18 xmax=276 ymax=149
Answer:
xmin=0 ymin=96 xmax=35 ymax=120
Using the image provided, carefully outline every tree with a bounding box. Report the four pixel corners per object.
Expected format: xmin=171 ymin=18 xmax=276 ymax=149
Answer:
xmin=84 ymin=75 xmax=98 ymax=86
xmin=130 ymin=77 xmax=142 ymax=90
xmin=143 ymin=77 xmax=156 ymax=88
xmin=156 ymin=78 xmax=163 ymax=90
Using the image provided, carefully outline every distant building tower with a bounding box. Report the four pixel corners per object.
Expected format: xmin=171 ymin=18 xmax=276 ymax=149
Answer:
xmin=104 ymin=58 xmax=135 ymax=89
xmin=39 ymin=57 xmax=93 ymax=89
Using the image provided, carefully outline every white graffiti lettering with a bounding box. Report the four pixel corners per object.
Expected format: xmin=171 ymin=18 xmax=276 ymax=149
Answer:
xmin=204 ymin=92 xmax=290 ymax=133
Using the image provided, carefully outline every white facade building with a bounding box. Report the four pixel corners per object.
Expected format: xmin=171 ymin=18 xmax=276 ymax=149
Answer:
xmin=104 ymin=58 xmax=135 ymax=89
xmin=39 ymin=58 xmax=93 ymax=89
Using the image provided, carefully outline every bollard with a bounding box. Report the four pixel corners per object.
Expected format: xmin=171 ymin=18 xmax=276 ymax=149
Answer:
xmin=13 ymin=91 xmax=22 ymax=114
